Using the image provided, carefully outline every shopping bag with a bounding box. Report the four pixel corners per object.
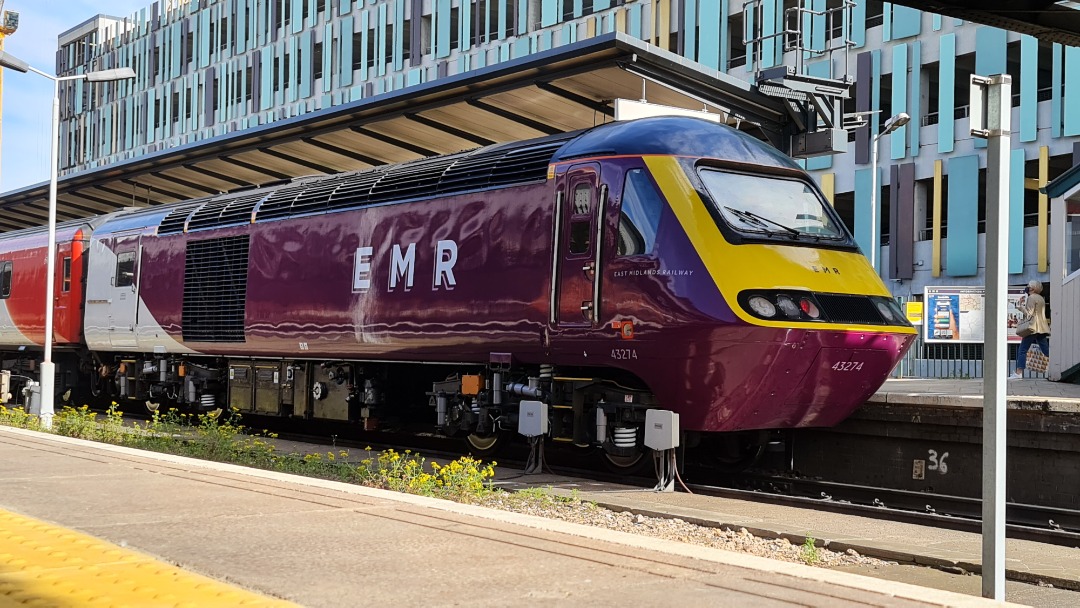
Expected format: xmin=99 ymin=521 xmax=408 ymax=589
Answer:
xmin=1026 ymin=347 xmax=1049 ymax=374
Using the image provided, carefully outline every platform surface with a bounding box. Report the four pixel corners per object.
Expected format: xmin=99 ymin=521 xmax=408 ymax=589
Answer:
xmin=0 ymin=426 xmax=1014 ymax=608
xmin=872 ymin=378 xmax=1080 ymax=409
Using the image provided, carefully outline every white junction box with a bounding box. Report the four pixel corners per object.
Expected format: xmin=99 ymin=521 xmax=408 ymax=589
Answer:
xmin=644 ymin=409 xmax=680 ymax=451
xmin=518 ymin=400 xmax=548 ymax=437
xmin=0 ymin=370 xmax=9 ymax=404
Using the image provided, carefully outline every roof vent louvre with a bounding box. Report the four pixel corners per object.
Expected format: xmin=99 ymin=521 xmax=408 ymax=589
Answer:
xmin=186 ymin=192 xmax=266 ymax=232
xmin=157 ymin=201 xmax=209 ymax=235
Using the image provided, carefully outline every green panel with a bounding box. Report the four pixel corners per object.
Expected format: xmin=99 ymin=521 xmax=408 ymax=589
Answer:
xmin=946 ymin=155 xmax=980 ymax=277
xmin=891 ymin=43 xmax=908 ymax=160
xmin=938 ymin=33 xmax=955 ymax=153
xmin=1009 ymin=148 xmax=1025 ymax=274
xmin=1065 ymin=46 xmax=1080 ymax=136
xmin=1020 ymin=36 xmax=1037 ymax=142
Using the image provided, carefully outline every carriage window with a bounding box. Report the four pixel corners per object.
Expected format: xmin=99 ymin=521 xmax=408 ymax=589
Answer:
xmin=116 ymin=252 xmax=136 ymax=288
xmin=617 ymin=169 xmax=664 ymax=256
xmin=61 ymin=257 xmax=72 ymax=293
xmin=0 ymin=261 xmax=11 ymax=299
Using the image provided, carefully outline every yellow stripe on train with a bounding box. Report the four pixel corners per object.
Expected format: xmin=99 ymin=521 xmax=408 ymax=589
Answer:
xmin=644 ymin=155 xmax=916 ymax=334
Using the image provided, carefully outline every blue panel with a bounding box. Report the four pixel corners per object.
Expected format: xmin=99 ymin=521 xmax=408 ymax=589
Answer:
xmin=882 ymin=2 xmax=891 ymax=43
xmin=1020 ymin=36 xmax=1037 ymax=142
xmin=946 ymin=155 xmax=980 ymax=277
xmin=292 ymin=0 xmax=303 ymax=34
xmin=237 ymin=0 xmax=247 ymax=53
xmin=1009 ymin=148 xmax=1025 ymax=274
xmin=172 ymin=23 xmax=182 ymax=78
xmin=854 ymin=167 xmax=876 ymax=262
xmin=1065 ymin=46 xmax=1080 ymax=136
xmin=512 ymin=37 xmax=530 ymax=57
xmin=288 ymin=36 xmax=299 ymax=103
xmin=933 ymin=13 xmax=941 ymax=31
xmin=407 ymin=68 xmax=422 ymax=86
xmin=538 ymin=30 xmax=552 ymax=51
xmin=498 ymin=0 xmax=508 ymax=39
xmin=975 ymin=27 xmax=1007 ymax=149
xmin=458 ymin=0 xmax=470 ymax=53
xmin=683 ymin=0 xmax=697 ymax=61
xmin=761 ymin=0 xmax=780 ymax=68
xmin=562 ymin=23 xmax=575 ymax=44
xmin=341 ymin=0 xmax=351 ymax=15
xmin=341 ymin=16 xmax=354 ymax=86
xmin=891 ymin=6 xmax=920 ymax=39
xmin=909 ymin=41 xmax=921 ymax=153
xmin=518 ymin=0 xmax=528 ymax=35
xmin=146 ymin=88 xmax=156 ymax=142
xmin=541 ymin=0 xmax=558 ymax=27
xmin=324 ymin=24 xmax=334 ymax=92
xmin=849 ymin=0 xmax=865 ymax=48
xmin=359 ymin=11 xmax=369 ymax=82
xmin=199 ymin=9 xmax=211 ymax=68
xmin=594 ymin=0 xmax=611 ymax=10
xmin=377 ymin=3 xmax=388 ymax=76
xmin=805 ymin=59 xmax=832 ymax=171
xmin=628 ymin=3 xmax=642 ymax=39
xmin=299 ymin=31 xmax=312 ymax=99
xmin=393 ymin=0 xmax=404 ymax=70
xmin=938 ymin=33 xmax=955 ymax=153
xmin=808 ymin=0 xmax=825 ymax=55
xmin=697 ymin=0 xmax=720 ymax=69
xmin=261 ymin=47 xmax=273 ymax=109
xmin=891 ymin=43 xmax=908 ymax=160
xmin=1053 ymin=43 xmax=1063 ymax=138
xmin=436 ymin=0 xmax=451 ymax=58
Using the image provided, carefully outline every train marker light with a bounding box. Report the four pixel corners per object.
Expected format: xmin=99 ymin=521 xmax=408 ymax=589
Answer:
xmin=747 ymin=296 xmax=777 ymax=318
xmin=775 ymin=295 xmax=802 ymax=319
xmin=799 ymin=298 xmax=821 ymax=319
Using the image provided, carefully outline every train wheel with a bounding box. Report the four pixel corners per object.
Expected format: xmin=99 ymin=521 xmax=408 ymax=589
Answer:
xmin=601 ymin=449 xmax=648 ymax=475
xmin=705 ymin=431 xmax=768 ymax=472
xmin=465 ymin=431 xmax=509 ymax=458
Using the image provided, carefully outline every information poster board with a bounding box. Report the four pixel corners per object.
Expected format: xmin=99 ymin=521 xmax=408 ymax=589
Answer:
xmin=924 ymin=286 xmax=1027 ymax=343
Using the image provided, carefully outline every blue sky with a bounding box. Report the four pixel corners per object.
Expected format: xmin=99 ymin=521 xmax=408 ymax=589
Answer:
xmin=1 ymin=0 xmax=149 ymax=193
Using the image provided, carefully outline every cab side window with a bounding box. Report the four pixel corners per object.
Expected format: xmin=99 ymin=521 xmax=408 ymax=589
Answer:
xmin=116 ymin=252 xmax=136 ymax=288
xmin=0 ymin=261 xmax=10 ymax=299
xmin=568 ymin=182 xmax=593 ymax=255
xmin=617 ymin=169 xmax=664 ymax=256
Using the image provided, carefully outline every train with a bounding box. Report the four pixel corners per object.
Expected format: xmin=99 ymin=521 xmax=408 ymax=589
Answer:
xmin=0 ymin=116 xmax=916 ymax=467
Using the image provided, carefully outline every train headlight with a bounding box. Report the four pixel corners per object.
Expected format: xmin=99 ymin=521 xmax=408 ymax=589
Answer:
xmin=747 ymin=296 xmax=777 ymax=318
xmin=875 ymin=300 xmax=896 ymax=322
xmin=775 ymin=295 xmax=802 ymax=319
xmin=799 ymin=298 xmax=821 ymax=319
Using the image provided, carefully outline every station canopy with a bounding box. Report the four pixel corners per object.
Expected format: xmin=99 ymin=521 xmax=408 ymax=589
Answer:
xmin=0 ymin=33 xmax=790 ymax=233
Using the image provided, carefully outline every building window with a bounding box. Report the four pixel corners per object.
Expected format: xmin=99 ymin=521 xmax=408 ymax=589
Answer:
xmin=0 ymin=261 xmax=10 ymax=298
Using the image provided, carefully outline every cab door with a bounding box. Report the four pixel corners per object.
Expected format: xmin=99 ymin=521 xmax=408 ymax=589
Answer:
xmin=52 ymin=241 xmax=74 ymax=344
xmin=555 ymin=163 xmax=605 ymax=328
xmin=107 ymin=233 xmax=142 ymax=349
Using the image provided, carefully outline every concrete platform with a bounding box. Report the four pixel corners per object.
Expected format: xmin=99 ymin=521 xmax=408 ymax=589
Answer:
xmin=0 ymin=426 xmax=1014 ymax=608
xmin=872 ymin=378 xmax=1080 ymax=410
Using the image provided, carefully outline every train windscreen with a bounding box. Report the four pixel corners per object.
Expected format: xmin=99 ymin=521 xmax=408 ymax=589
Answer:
xmin=698 ymin=170 xmax=845 ymax=241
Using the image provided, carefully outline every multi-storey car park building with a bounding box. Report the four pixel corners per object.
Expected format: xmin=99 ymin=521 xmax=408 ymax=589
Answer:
xmin=54 ymin=0 xmax=1080 ymax=365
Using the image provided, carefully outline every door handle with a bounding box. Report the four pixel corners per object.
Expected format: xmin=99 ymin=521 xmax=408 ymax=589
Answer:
xmin=582 ymin=261 xmax=595 ymax=279
xmin=580 ymin=301 xmax=594 ymax=321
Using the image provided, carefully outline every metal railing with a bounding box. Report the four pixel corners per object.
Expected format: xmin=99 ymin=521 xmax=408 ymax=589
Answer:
xmin=892 ymin=333 xmax=1045 ymax=379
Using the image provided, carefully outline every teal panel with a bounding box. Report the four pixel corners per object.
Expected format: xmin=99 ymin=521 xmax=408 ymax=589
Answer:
xmin=933 ymin=13 xmax=941 ymax=31
xmin=854 ymin=167 xmax=876 ymax=263
xmin=172 ymin=23 xmax=181 ymax=78
xmin=745 ymin=2 xmax=756 ymax=73
xmin=199 ymin=9 xmax=211 ymax=68
xmin=104 ymin=112 xmax=112 ymax=156
xmin=594 ymin=0 xmax=611 ymax=10
xmin=891 ymin=43 xmax=908 ymax=160
xmin=574 ymin=0 xmax=583 ymax=18
xmin=1066 ymin=46 xmax=1080 ymax=136
xmin=938 ymin=33 xmax=955 ymax=153
xmin=288 ymin=36 xmax=299 ymax=102
xmin=719 ymin=0 xmax=729 ymax=70
xmin=846 ymin=0 xmax=866 ymax=48
xmin=975 ymin=27 xmax=1007 ymax=149
xmin=872 ymin=50 xmax=881 ymax=138
xmin=538 ymin=30 xmax=552 ymax=51
xmin=946 ymin=155 xmax=980 ymax=277
xmin=1020 ymin=36 xmax=1037 ymax=142
xmin=809 ymin=0 xmax=826 ymax=54
xmin=512 ymin=37 xmax=530 ymax=57
xmin=359 ymin=11 xmax=369 ymax=82
xmin=407 ymin=68 xmax=422 ymax=86
xmin=805 ymin=59 xmax=832 ymax=171
xmin=1053 ymin=43 xmax=1063 ymax=138
xmin=891 ymin=6 xmax=920 ymax=39
xmin=541 ymin=0 xmax=558 ymax=27
xmin=146 ymin=88 xmax=156 ymax=141
xmin=237 ymin=0 xmax=247 ymax=52
xmin=761 ymin=0 xmax=780 ymax=68
xmin=292 ymin=0 xmax=303 ymax=34
xmin=1009 ymin=148 xmax=1025 ymax=274
xmin=261 ymin=47 xmax=273 ymax=109
xmin=498 ymin=0 xmax=508 ymax=39
xmin=628 ymin=3 xmax=642 ymax=39
xmin=341 ymin=16 xmax=354 ymax=86
xmin=698 ymin=0 xmax=720 ymax=69
xmin=683 ymin=0 xmax=697 ymax=61
xmin=458 ymin=0 xmax=470 ymax=53
xmin=340 ymin=0 xmax=351 ymax=15
xmin=562 ymin=23 xmax=575 ymax=45
xmin=909 ymin=41 xmax=921 ymax=152
xmin=436 ymin=0 xmax=451 ymax=58
xmin=393 ymin=0 xmax=404 ymax=70
xmin=518 ymin=0 xmax=528 ymax=35
xmin=299 ymin=31 xmax=312 ymax=99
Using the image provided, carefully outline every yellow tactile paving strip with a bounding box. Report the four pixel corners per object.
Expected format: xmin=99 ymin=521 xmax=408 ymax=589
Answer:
xmin=0 ymin=509 xmax=296 ymax=608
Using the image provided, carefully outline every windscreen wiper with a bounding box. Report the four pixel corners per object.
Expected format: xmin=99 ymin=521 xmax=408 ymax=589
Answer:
xmin=723 ymin=206 xmax=801 ymax=239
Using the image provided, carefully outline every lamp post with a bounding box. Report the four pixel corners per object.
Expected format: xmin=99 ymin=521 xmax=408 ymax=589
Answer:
xmin=0 ymin=50 xmax=134 ymax=428
xmin=868 ymin=112 xmax=911 ymax=273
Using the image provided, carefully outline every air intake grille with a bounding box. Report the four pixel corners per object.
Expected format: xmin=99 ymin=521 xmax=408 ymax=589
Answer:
xmin=186 ymin=192 xmax=266 ymax=232
xmin=182 ymin=236 xmax=250 ymax=342
xmin=815 ymin=294 xmax=884 ymax=325
xmin=157 ymin=202 xmax=206 ymax=235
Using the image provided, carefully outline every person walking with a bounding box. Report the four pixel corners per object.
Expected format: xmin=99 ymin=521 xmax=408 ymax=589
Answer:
xmin=1010 ymin=280 xmax=1050 ymax=379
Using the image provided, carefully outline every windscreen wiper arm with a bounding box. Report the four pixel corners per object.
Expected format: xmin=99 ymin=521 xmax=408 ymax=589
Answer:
xmin=723 ymin=206 xmax=801 ymax=238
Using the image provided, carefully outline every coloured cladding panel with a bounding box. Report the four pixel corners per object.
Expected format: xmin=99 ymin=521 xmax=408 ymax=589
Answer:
xmin=946 ymin=155 xmax=980 ymax=277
